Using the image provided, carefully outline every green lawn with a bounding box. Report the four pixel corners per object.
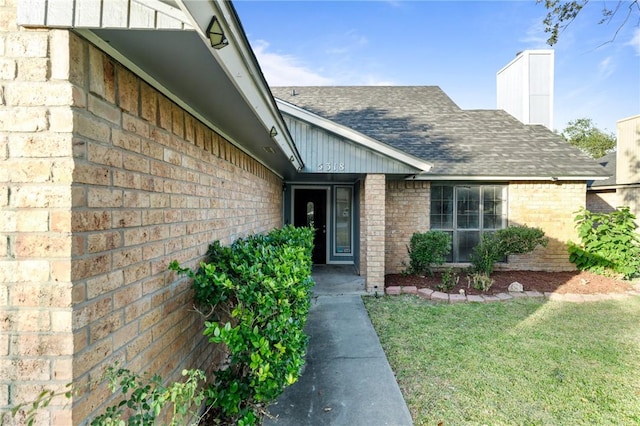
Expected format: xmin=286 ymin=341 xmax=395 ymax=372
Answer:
xmin=364 ymin=295 xmax=640 ymax=425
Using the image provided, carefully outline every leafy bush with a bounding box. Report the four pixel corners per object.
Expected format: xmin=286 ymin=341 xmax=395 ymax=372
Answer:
xmin=568 ymin=207 xmax=640 ymax=279
xmin=406 ymin=231 xmax=451 ymax=276
xmin=470 ymin=225 xmax=548 ymax=277
xmin=9 ymin=367 xmax=207 ymax=426
xmin=92 ymin=367 xmax=207 ymax=426
xmin=170 ymin=225 xmax=315 ymax=425
xmin=436 ymin=267 xmax=460 ymax=292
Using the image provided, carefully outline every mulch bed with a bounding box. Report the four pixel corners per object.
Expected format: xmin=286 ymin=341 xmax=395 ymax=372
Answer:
xmin=385 ymin=270 xmax=636 ymax=296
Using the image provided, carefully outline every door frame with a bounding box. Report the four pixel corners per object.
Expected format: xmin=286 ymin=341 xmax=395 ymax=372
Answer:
xmin=292 ymin=185 xmax=331 ymax=264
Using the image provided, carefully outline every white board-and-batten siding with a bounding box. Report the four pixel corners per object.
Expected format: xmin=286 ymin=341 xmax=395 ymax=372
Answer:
xmin=17 ymin=0 xmax=192 ymax=30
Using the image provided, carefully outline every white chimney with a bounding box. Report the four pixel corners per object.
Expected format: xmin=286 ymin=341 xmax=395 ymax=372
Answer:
xmin=497 ymin=50 xmax=554 ymax=130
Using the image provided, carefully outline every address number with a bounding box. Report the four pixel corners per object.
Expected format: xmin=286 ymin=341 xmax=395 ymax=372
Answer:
xmin=317 ymin=162 xmax=345 ymax=172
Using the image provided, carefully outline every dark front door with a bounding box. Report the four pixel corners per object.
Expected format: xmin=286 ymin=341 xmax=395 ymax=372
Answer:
xmin=294 ymin=189 xmax=327 ymax=264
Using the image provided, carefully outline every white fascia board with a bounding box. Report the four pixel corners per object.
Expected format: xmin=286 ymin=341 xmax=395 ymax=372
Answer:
xmin=409 ymin=175 xmax=605 ymax=181
xmin=175 ymin=0 xmax=304 ymax=171
xmin=276 ymin=99 xmax=433 ymax=173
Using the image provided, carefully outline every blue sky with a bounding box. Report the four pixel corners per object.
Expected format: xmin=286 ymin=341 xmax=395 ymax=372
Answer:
xmin=233 ymin=0 xmax=639 ymax=135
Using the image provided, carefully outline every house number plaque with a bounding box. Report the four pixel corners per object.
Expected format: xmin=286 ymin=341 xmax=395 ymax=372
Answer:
xmin=317 ymin=162 xmax=345 ymax=172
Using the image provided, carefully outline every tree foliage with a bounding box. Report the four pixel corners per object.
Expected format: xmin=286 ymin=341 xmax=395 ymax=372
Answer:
xmin=562 ymin=118 xmax=616 ymax=159
xmin=539 ymin=0 xmax=640 ymax=45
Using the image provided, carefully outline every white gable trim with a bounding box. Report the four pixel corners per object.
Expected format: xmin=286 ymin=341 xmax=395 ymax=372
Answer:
xmin=276 ymin=99 xmax=432 ymax=174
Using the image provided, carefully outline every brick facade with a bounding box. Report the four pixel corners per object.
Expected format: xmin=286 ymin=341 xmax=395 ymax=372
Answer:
xmin=1 ymin=7 xmax=283 ymax=424
xmin=385 ymin=180 xmax=430 ymax=274
xmin=506 ymin=181 xmax=584 ymax=271
xmin=362 ymin=174 xmax=385 ymax=292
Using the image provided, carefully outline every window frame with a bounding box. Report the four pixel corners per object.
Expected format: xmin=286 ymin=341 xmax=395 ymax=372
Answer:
xmin=333 ymin=186 xmax=354 ymax=257
xmin=430 ymin=183 xmax=508 ymax=262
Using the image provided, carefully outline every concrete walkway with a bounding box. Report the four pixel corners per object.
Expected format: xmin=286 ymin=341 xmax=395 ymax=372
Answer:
xmin=262 ymin=265 xmax=413 ymax=426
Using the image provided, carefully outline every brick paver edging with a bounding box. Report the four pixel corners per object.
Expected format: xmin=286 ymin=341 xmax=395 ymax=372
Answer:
xmin=384 ymin=286 xmax=640 ymax=303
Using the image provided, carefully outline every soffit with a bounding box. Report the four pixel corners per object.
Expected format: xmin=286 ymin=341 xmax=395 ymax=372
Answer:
xmin=17 ymin=0 xmax=303 ymax=178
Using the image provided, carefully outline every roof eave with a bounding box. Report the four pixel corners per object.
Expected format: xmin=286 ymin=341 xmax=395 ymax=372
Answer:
xmin=176 ymin=0 xmax=304 ymax=170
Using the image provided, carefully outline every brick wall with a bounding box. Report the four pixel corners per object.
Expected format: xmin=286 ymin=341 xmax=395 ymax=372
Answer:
xmin=507 ymin=181 xmax=584 ymax=271
xmin=385 ymin=180 xmax=430 ymax=274
xmin=1 ymin=8 xmax=283 ymax=424
xmin=0 ymin=3 xmax=75 ymax=423
xmin=363 ymin=174 xmax=385 ymax=292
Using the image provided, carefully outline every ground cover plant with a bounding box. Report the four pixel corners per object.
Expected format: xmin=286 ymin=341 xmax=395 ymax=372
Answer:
xmin=364 ymin=295 xmax=640 ymax=425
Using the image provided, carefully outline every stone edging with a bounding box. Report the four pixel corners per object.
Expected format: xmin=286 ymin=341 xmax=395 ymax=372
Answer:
xmin=384 ymin=286 xmax=640 ymax=303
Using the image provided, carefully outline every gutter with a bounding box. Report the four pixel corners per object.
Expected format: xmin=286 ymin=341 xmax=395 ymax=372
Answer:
xmin=410 ymin=175 xmax=611 ymax=182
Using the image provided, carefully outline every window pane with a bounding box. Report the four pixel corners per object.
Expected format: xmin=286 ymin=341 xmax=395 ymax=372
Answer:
xmin=457 ymin=231 xmax=480 ymax=262
xmin=430 ymin=186 xmax=453 ymax=229
xmin=335 ymin=187 xmax=352 ymax=254
xmin=456 ymin=187 xmax=479 ymax=229
xmin=483 ymin=186 xmax=506 ymax=229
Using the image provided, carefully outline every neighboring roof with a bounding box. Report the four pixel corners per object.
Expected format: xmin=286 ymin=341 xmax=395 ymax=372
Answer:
xmin=589 ymin=152 xmax=617 ymax=188
xmin=271 ymin=86 xmax=609 ymax=180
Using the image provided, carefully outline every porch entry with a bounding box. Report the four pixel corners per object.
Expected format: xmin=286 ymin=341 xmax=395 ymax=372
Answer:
xmin=291 ymin=185 xmax=357 ymax=266
xmin=293 ymin=189 xmax=327 ymax=264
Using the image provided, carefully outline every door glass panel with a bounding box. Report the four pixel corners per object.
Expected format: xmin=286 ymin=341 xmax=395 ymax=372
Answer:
xmin=306 ymin=202 xmax=314 ymax=228
xmin=335 ymin=187 xmax=352 ymax=254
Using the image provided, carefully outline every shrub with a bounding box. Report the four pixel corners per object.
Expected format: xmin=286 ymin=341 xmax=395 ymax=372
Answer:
xmin=436 ymin=267 xmax=460 ymax=292
xmin=406 ymin=231 xmax=451 ymax=276
xmin=467 ymin=272 xmax=494 ymax=292
xmin=470 ymin=225 xmax=548 ymax=277
xmin=568 ymin=207 xmax=640 ymax=279
xmin=170 ymin=225 xmax=315 ymax=425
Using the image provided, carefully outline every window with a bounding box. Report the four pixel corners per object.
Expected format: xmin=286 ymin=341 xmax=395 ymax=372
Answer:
xmin=430 ymin=184 xmax=507 ymax=262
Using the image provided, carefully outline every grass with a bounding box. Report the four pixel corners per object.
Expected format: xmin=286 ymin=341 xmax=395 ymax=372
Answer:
xmin=363 ymin=295 xmax=640 ymax=425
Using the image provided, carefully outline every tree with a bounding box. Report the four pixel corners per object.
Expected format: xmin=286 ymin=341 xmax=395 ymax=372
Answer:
xmin=539 ymin=0 xmax=640 ymax=45
xmin=562 ymin=118 xmax=616 ymax=158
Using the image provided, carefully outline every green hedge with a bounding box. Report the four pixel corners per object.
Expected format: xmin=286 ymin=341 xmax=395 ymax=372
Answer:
xmin=170 ymin=225 xmax=315 ymax=425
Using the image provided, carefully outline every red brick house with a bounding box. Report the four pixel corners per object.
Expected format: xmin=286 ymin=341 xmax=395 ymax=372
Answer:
xmin=0 ymin=0 xmax=607 ymax=423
